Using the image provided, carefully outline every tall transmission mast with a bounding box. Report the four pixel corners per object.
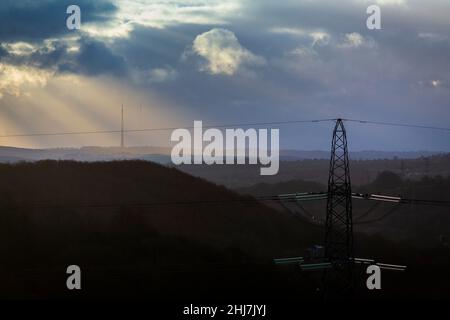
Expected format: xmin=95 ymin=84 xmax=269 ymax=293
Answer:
xmin=121 ymin=104 xmax=124 ymax=148
xmin=324 ymin=118 xmax=354 ymax=291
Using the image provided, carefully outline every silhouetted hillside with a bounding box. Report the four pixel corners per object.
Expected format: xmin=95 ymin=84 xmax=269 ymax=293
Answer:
xmin=0 ymin=161 xmax=449 ymax=300
xmin=0 ymin=160 xmax=322 ymax=299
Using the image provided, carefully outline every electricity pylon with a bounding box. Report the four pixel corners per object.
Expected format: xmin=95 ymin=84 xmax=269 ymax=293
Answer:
xmin=273 ymin=118 xmax=406 ymax=297
xmin=323 ymin=118 xmax=354 ymax=293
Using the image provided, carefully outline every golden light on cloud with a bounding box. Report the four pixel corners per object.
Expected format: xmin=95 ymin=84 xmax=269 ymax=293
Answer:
xmin=82 ymin=22 xmax=134 ymax=40
xmin=3 ymin=42 xmax=36 ymax=56
xmin=0 ymin=64 xmax=53 ymax=99
xmin=77 ymin=0 xmax=241 ymax=40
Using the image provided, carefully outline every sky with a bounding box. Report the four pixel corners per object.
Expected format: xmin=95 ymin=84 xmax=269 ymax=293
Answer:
xmin=0 ymin=0 xmax=449 ymax=151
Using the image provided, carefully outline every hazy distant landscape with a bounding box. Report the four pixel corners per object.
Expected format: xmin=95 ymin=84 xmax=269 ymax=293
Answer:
xmin=180 ymin=153 xmax=450 ymax=188
xmin=0 ymin=146 xmax=443 ymax=164
xmin=1 ymin=146 xmax=448 ymax=188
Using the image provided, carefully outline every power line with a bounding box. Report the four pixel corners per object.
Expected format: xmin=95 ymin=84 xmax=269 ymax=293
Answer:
xmin=352 ymin=192 xmax=450 ymax=207
xmin=1 ymin=117 xmax=449 ymax=139
xmin=0 ymin=119 xmax=336 ymax=139
xmin=354 ymin=204 xmax=402 ymax=225
xmin=353 ymin=202 xmax=381 ymax=222
xmin=3 ymin=192 xmax=449 ymax=210
xmin=2 ymin=194 xmax=297 ymax=210
xmin=343 ymin=119 xmax=450 ymax=132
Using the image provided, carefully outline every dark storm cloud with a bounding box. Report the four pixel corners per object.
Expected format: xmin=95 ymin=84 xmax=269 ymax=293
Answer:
xmin=113 ymin=24 xmax=208 ymax=70
xmin=0 ymin=45 xmax=8 ymax=59
xmin=0 ymin=0 xmax=125 ymax=77
xmin=72 ymin=38 xmax=127 ymax=76
xmin=1 ymin=37 xmax=127 ymax=77
xmin=0 ymin=0 xmax=117 ymax=42
xmin=234 ymin=0 xmax=366 ymax=34
xmin=30 ymin=42 xmax=71 ymax=69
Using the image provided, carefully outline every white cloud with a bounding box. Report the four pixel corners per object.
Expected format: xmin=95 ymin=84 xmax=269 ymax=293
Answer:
xmin=270 ymin=27 xmax=308 ymax=36
xmin=342 ymin=32 xmax=364 ymax=47
xmin=124 ymin=0 xmax=240 ymax=27
xmin=310 ymin=31 xmax=331 ymax=46
xmin=356 ymin=0 xmax=407 ymax=5
xmin=373 ymin=0 xmax=406 ymax=5
xmin=191 ymin=28 xmax=265 ymax=76
xmin=339 ymin=32 xmax=375 ymax=49
xmin=71 ymin=0 xmax=241 ymax=40
xmin=270 ymin=27 xmax=330 ymax=46
xmin=2 ymin=37 xmax=80 ymax=57
xmin=82 ymin=21 xmax=133 ymax=40
xmin=132 ymin=67 xmax=178 ymax=84
xmin=3 ymin=42 xmax=36 ymax=56
xmin=148 ymin=67 xmax=178 ymax=83
xmin=290 ymin=46 xmax=318 ymax=57
xmin=431 ymin=80 xmax=442 ymax=87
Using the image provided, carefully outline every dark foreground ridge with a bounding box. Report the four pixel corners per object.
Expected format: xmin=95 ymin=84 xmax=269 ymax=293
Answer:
xmin=0 ymin=160 xmax=448 ymax=300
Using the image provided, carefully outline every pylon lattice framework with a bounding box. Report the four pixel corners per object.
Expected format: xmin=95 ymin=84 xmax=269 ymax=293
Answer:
xmin=324 ymin=119 xmax=354 ymax=267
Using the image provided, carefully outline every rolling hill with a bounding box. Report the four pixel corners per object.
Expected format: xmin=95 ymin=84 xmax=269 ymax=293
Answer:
xmin=0 ymin=160 xmax=448 ymax=300
xmin=0 ymin=160 xmax=321 ymax=299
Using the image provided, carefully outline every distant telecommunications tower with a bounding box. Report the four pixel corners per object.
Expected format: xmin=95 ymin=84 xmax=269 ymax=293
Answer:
xmin=324 ymin=119 xmax=354 ymax=290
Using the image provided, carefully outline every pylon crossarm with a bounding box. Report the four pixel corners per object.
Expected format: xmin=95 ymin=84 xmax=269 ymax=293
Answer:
xmin=300 ymin=262 xmax=332 ymax=271
xmin=273 ymin=257 xmax=305 ymax=265
xmin=352 ymin=258 xmax=407 ymax=271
